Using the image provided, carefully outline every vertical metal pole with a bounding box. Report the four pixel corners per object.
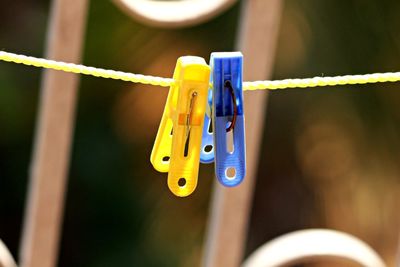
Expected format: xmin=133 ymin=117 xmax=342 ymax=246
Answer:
xmin=19 ymin=1 xmax=89 ymax=267
xmin=202 ymin=1 xmax=283 ymax=266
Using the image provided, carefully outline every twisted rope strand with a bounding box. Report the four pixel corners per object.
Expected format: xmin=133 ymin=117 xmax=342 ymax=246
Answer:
xmin=243 ymin=73 xmax=400 ymax=90
xmin=0 ymin=51 xmax=174 ymax=87
xmin=1 ymin=51 xmax=400 ymax=90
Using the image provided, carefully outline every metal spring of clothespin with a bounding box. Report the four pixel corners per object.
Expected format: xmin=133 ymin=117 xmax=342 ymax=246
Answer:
xmin=151 ymin=56 xmax=210 ymax=197
xmin=200 ymin=52 xmax=246 ymax=186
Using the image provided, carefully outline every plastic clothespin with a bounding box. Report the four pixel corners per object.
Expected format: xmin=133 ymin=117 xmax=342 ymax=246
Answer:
xmin=200 ymin=88 xmax=214 ymax=163
xmin=200 ymin=52 xmax=246 ymax=186
xmin=151 ymin=56 xmax=210 ymax=197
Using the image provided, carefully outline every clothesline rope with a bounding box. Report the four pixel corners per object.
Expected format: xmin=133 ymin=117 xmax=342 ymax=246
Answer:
xmin=1 ymin=50 xmax=400 ymax=90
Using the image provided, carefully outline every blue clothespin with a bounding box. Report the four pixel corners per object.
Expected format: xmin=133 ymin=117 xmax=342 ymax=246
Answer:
xmin=200 ymin=88 xmax=214 ymax=163
xmin=200 ymin=52 xmax=246 ymax=186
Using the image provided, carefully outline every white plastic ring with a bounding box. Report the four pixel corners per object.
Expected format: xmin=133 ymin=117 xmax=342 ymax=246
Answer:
xmin=113 ymin=0 xmax=238 ymax=28
xmin=0 ymin=240 xmax=17 ymax=267
xmin=242 ymin=229 xmax=386 ymax=267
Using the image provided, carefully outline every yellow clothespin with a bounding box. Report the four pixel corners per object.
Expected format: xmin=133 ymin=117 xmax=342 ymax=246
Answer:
xmin=151 ymin=56 xmax=210 ymax=197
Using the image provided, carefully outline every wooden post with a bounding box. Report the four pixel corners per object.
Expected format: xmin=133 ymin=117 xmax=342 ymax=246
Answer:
xmin=202 ymin=1 xmax=283 ymax=267
xmin=19 ymin=1 xmax=89 ymax=267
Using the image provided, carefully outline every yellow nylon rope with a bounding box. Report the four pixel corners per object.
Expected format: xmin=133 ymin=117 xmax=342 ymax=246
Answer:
xmin=243 ymin=73 xmax=400 ymax=90
xmin=1 ymin=50 xmax=400 ymax=90
xmin=0 ymin=51 xmax=173 ymax=87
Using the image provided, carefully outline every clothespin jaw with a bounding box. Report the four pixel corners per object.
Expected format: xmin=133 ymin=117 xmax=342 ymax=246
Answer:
xmin=211 ymin=52 xmax=246 ymax=186
xmin=151 ymin=56 xmax=210 ymax=197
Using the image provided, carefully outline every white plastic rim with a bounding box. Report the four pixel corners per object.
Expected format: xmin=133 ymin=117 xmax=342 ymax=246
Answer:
xmin=0 ymin=240 xmax=17 ymax=267
xmin=113 ymin=0 xmax=238 ymax=28
xmin=242 ymin=229 xmax=386 ymax=267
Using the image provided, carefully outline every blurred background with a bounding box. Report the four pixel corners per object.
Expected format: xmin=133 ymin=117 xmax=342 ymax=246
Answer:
xmin=1 ymin=0 xmax=400 ymax=266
